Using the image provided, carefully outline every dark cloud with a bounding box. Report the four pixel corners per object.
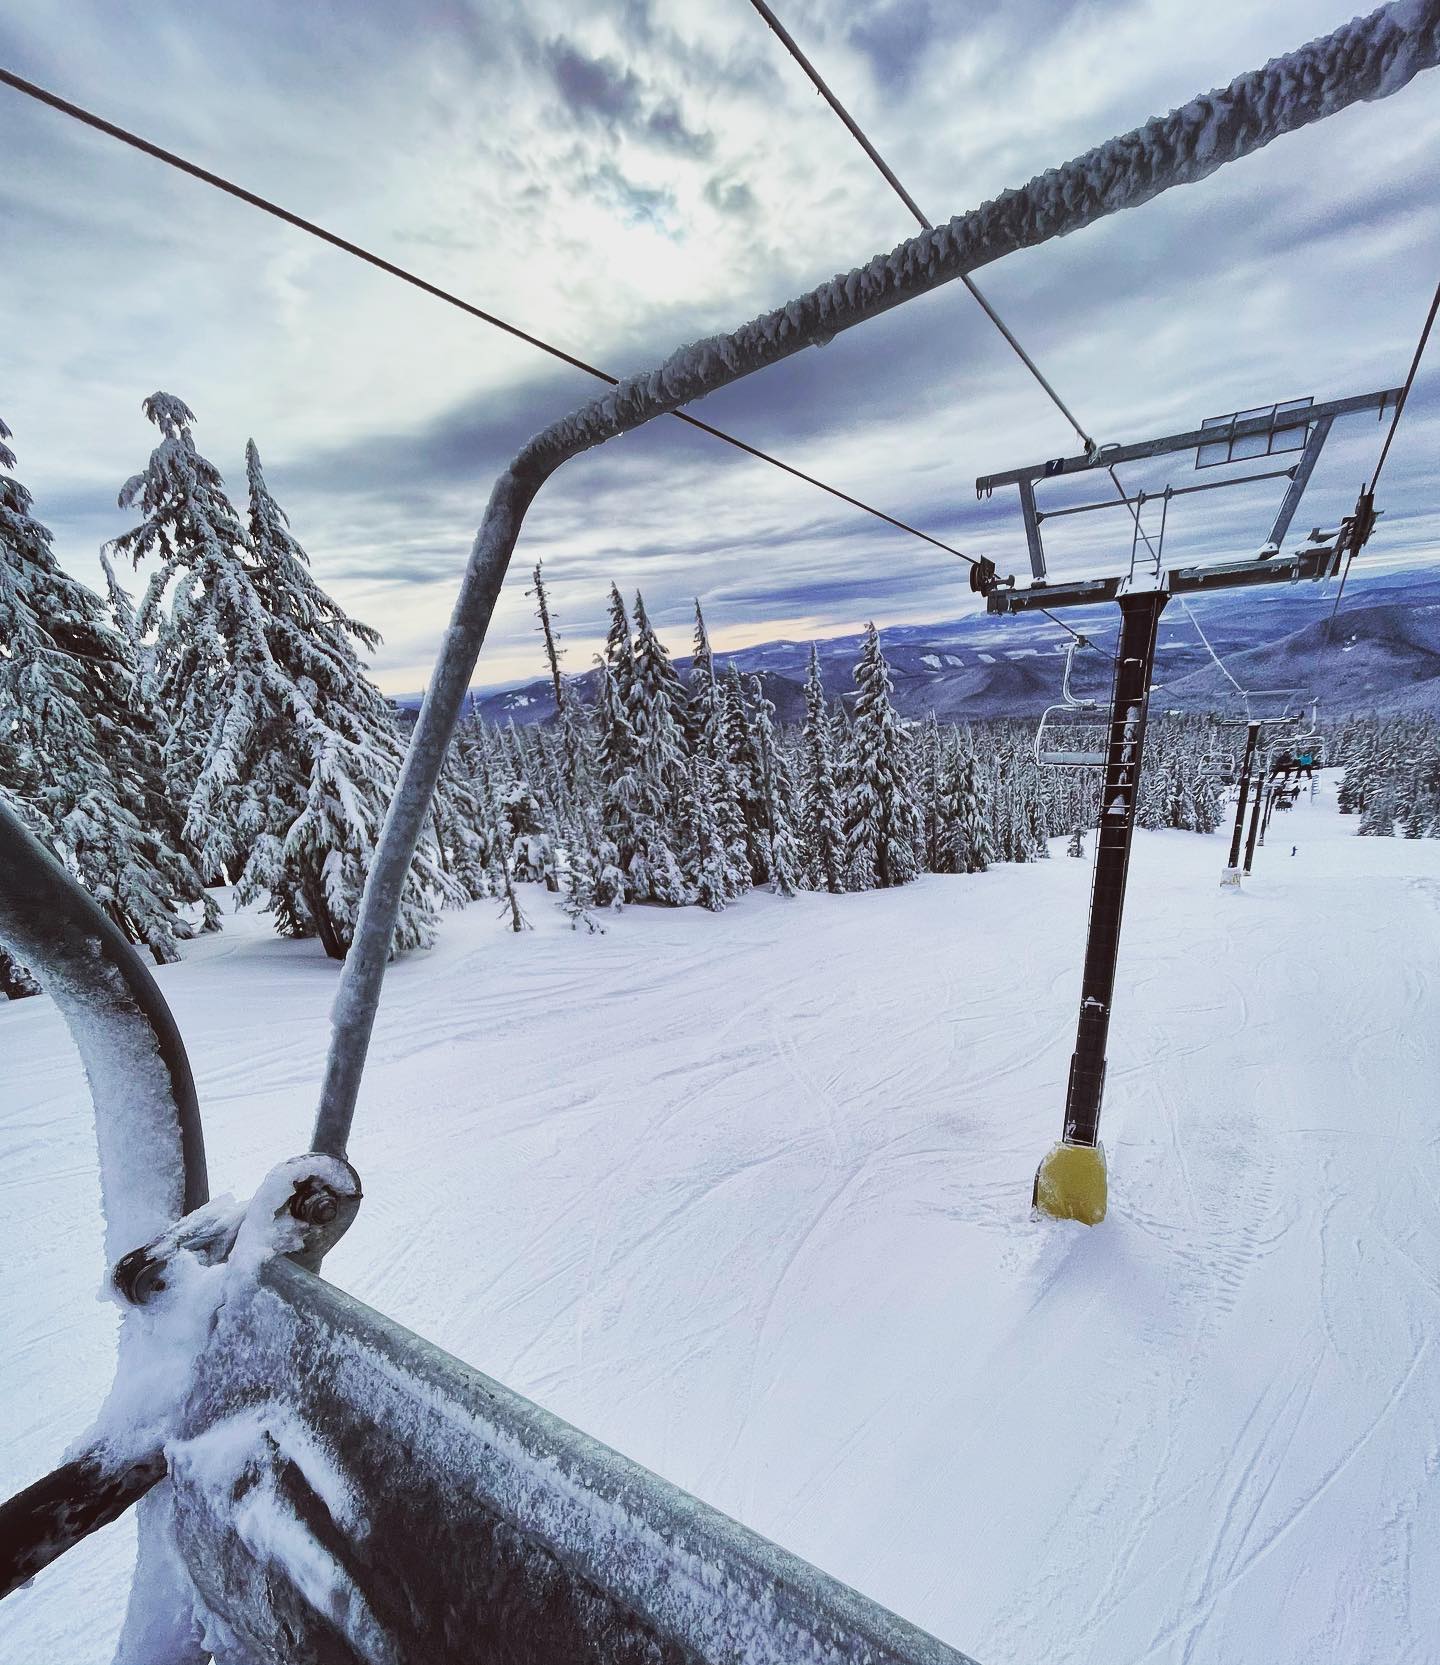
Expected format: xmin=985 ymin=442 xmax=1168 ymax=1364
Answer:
xmin=544 ymin=38 xmax=645 ymax=124
xmin=645 ymin=98 xmax=713 ymax=159
xmin=847 ymin=0 xmax=937 ymax=92
xmin=582 ymin=162 xmax=678 ymax=230
xmin=704 ymin=177 xmax=757 ymax=218
xmin=541 ymin=37 xmax=712 ymax=157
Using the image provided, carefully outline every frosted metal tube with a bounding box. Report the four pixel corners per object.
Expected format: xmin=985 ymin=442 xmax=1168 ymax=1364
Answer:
xmin=0 ymin=798 xmax=206 ymax=1251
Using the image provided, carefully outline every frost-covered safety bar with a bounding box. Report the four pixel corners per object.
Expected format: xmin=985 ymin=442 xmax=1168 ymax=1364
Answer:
xmin=0 ymin=801 xmax=210 ymax=1638
xmin=314 ymin=0 xmax=1440 ymax=1162
xmin=174 ymin=1257 xmax=981 ymax=1665
xmin=0 ymin=804 xmax=361 ymax=1651
xmin=0 ymin=796 xmax=208 ymax=1243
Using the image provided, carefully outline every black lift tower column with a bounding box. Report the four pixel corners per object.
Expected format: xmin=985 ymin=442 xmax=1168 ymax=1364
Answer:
xmin=1060 ymin=591 xmax=1167 ymax=1161
xmin=1224 ymin=721 xmax=1262 ymax=884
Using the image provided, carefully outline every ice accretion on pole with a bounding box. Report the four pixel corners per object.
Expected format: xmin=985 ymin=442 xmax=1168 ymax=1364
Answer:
xmin=314 ymin=0 xmax=1440 ymax=1162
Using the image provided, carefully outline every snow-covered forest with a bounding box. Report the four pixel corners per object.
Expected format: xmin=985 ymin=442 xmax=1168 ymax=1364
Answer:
xmin=4 ymin=396 xmax=1440 ymax=1001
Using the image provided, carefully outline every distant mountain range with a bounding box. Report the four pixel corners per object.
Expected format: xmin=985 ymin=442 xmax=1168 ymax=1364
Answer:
xmin=393 ymin=567 xmax=1440 ymax=728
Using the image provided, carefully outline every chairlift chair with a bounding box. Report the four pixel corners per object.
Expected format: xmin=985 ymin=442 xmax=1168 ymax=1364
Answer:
xmin=2 ymin=0 xmax=1419 ymax=1633
xmin=1033 ymin=638 xmax=1109 ymax=769
xmin=1289 ymin=729 xmax=1325 ymax=772
xmin=0 ymin=801 xmax=978 ymax=1662
xmin=1196 ymin=727 xmax=1240 ymax=782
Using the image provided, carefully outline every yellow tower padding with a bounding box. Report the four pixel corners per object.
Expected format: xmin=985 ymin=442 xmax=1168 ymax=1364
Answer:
xmin=1032 ymin=1140 xmax=1107 ymax=1225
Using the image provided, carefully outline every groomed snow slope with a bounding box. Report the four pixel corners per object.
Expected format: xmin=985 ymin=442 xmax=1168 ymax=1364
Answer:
xmin=2 ymin=775 xmax=1437 ymax=1664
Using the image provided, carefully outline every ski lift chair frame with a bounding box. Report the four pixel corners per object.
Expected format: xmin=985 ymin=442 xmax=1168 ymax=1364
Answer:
xmin=3 ymin=11 xmax=1435 ymax=1660
xmin=1033 ymin=637 xmax=1109 ymax=768
xmin=0 ymin=794 xmax=975 ymax=1663
xmin=1285 ymin=721 xmax=1325 ymax=774
xmin=1198 ymin=752 xmax=1241 ymax=784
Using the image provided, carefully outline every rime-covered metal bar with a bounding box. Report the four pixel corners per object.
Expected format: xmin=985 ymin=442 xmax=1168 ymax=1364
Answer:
xmin=0 ymin=798 xmax=206 ymax=1252
xmin=314 ymin=0 xmax=1440 ymax=1159
xmin=0 ymin=802 xmax=208 ymax=1656
xmin=174 ymin=1258 xmax=979 ymax=1664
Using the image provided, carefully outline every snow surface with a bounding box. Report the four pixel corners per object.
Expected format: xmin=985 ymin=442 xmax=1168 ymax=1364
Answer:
xmin=2 ymin=776 xmax=1438 ymax=1664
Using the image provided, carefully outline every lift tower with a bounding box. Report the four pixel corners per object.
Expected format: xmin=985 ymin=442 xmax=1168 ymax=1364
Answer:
xmin=976 ymin=388 xmax=1394 ymax=1224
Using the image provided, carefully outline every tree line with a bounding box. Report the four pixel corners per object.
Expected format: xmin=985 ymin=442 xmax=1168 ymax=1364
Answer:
xmin=1331 ymin=714 xmax=1440 ymax=835
xmin=3 ymin=393 xmax=1361 ymax=998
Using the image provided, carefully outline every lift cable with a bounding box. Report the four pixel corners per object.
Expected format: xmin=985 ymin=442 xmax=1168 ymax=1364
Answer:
xmin=1368 ymin=269 xmax=1439 ymax=497
xmin=741 ymin=0 xmax=1092 ymax=453
xmin=0 ymin=63 xmax=979 ymax=572
xmin=1179 ymin=598 xmax=1250 ymax=707
xmin=744 ymin=0 xmax=1161 ymax=582
xmin=1036 ymin=606 xmax=1094 ymax=648
xmin=1318 ymin=267 xmax=1440 ymax=660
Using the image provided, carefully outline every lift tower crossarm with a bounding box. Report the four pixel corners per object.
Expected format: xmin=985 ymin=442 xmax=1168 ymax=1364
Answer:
xmin=976 ymin=387 xmax=1400 ymax=492
xmin=983 ymin=387 xmax=1397 ymax=582
xmin=984 ymin=540 xmax=1343 ymax=617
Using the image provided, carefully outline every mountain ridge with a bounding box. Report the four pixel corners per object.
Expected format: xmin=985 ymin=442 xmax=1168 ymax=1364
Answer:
xmin=393 ymin=567 xmax=1440 ymax=726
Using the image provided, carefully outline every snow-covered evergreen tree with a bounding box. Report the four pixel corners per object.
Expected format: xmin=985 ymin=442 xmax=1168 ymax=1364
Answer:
xmin=631 ymin=591 xmax=691 ymax=758
xmin=917 ymin=714 xmax=945 ymax=872
xmin=689 ymin=603 xmax=749 ymax=896
xmin=556 ymin=808 xmax=605 ymax=932
xmin=0 ymin=415 xmax=213 ymax=975
xmin=844 ymin=625 xmax=921 ymax=890
xmin=1359 ymin=786 xmax=1396 ymax=837
xmin=110 ymin=397 xmax=463 ymax=957
xmin=748 ymin=675 xmax=802 ymax=897
xmin=624 ymin=592 xmax=690 ymax=905
xmin=604 ymin=583 xmax=636 ymax=710
xmin=800 ymin=644 xmax=846 ymax=894
xmin=683 ymin=757 xmax=733 ymax=912
xmin=594 ymin=657 xmax=643 ymax=894
xmin=502 ymin=778 xmax=557 ymax=889
xmin=942 ymin=748 xmax=991 ymax=874
xmin=469 ymin=719 xmax=530 ymax=931
xmin=722 ymin=661 xmax=771 ymax=884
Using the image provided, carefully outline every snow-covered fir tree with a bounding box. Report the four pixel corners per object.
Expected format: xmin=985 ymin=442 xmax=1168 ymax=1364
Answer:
xmin=722 ymin=661 xmax=771 ymax=884
xmin=688 ymin=603 xmax=749 ymax=896
xmin=467 ymin=718 xmax=530 ymax=931
xmin=556 ymin=807 xmax=606 ymax=932
xmin=800 ymin=644 xmax=846 ymax=894
xmin=109 ymin=397 xmax=466 ymax=957
xmin=748 ymin=675 xmax=802 ymax=897
xmin=845 ymin=625 xmax=921 ymax=890
xmin=502 ymin=777 xmax=557 ymax=889
xmin=594 ymin=655 xmax=643 ymax=895
xmin=683 ymin=756 xmax=733 ymax=911
xmin=0 ymin=415 xmax=213 ymax=981
xmin=917 ymin=714 xmax=945 ymax=873
xmin=620 ymin=592 xmax=690 ymax=904
xmin=631 ymin=591 xmax=692 ymax=761
xmin=941 ymin=747 xmax=991 ymax=874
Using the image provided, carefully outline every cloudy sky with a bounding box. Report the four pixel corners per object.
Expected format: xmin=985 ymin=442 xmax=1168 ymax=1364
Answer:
xmin=3 ymin=0 xmax=1438 ymax=692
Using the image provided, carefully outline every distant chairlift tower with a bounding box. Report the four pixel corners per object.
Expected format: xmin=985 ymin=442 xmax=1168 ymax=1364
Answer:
xmin=974 ymin=387 xmax=1395 ymax=1226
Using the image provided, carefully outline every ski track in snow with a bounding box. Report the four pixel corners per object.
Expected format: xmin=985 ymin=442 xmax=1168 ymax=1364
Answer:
xmin=2 ymin=776 xmax=1438 ymax=1664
